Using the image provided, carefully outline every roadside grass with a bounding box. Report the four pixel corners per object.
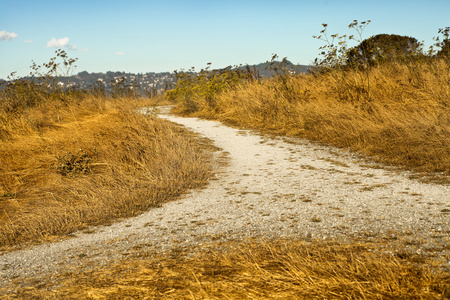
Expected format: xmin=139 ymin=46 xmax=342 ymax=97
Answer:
xmin=0 ymin=95 xmax=214 ymax=249
xmin=170 ymin=59 xmax=450 ymax=182
xmin=4 ymin=239 xmax=449 ymax=299
xmin=2 ymin=48 xmax=449 ymax=299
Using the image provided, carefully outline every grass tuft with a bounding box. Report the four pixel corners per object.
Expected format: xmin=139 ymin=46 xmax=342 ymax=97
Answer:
xmin=4 ymin=239 xmax=448 ymax=299
xmin=170 ymin=59 xmax=450 ymax=181
xmin=0 ymin=95 xmax=214 ymax=249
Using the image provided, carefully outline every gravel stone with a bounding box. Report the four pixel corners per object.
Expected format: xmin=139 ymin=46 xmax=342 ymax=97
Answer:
xmin=1 ymin=108 xmax=449 ymax=289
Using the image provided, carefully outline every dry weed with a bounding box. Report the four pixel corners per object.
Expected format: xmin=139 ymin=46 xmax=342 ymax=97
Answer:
xmin=0 ymin=96 xmax=214 ymax=248
xmin=183 ymin=60 xmax=450 ymax=179
xmin=3 ymin=239 xmax=448 ymax=299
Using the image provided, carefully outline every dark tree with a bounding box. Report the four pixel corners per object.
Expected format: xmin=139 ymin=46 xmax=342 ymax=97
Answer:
xmin=436 ymin=27 xmax=450 ymax=57
xmin=347 ymin=34 xmax=422 ymax=66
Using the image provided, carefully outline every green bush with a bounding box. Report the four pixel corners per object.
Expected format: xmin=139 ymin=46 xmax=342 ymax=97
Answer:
xmin=166 ymin=64 xmax=258 ymax=114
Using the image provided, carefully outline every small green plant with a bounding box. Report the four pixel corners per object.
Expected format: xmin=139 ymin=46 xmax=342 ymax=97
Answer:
xmin=1 ymin=193 xmax=15 ymax=198
xmin=56 ymin=148 xmax=96 ymax=176
xmin=166 ymin=63 xmax=258 ymax=114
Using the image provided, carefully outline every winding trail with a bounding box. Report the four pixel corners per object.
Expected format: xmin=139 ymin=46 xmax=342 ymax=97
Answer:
xmin=1 ymin=108 xmax=449 ymax=289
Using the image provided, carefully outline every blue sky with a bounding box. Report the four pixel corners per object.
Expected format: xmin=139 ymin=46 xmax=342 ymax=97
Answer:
xmin=1 ymin=0 xmax=449 ymax=80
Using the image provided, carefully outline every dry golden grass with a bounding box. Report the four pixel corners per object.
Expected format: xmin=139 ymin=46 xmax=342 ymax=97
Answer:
xmin=4 ymin=239 xmax=449 ymax=299
xmin=181 ymin=59 xmax=450 ymax=180
xmin=2 ymin=60 xmax=449 ymax=298
xmin=0 ymin=95 xmax=213 ymax=249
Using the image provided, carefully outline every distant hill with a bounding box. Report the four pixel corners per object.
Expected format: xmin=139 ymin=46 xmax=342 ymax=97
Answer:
xmin=0 ymin=71 xmax=174 ymax=96
xmin=63 ymin=61 xmax=309 ymax=94
xmin=237 ymin=61 xmax=309 ymax=78
xmin=1 ymin=62 xmax=310 ymax=95
xmin=66 ymin=71 xmax=173 ymax=95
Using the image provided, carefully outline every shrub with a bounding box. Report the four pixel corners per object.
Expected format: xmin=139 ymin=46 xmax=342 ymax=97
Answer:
xmin=56 ymin=148 xmax=96 ymax=177
xmin=166 ymin=63 xmax=259 ymax=114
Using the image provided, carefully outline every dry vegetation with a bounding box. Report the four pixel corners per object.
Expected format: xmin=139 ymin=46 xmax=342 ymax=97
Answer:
xmin=168 ymin=23 xmax=450 ymax=182
xmin=3 ymin=239 xmax=449 ymax=299
xmin=172 ymin=59 xmax=450 ymax=181
xmin=2 ymin=26 xmax=450 ymax=298
xmin=0 ymin=94 xmax=213 ymax=249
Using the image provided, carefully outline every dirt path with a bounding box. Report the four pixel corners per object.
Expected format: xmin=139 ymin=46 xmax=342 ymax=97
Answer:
xmin=1 ymin=108 xmax=449 ymax=289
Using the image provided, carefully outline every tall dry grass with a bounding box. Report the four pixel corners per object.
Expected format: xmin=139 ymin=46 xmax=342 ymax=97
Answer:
xmin=2 ymin=52 xmax=449 ymax=298
xmin=182 ymin=59 xmax=450 ymax=179
xmin=0 ymin=95 xmax=213 ymax=249
xmin=5 ymin=239 xmax=449 ymax=299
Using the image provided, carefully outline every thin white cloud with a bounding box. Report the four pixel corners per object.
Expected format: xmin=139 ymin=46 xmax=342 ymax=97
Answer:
xmin=47 ymin=37 xmax=70 ymax=48
xmin=69 ymin=43 xmax=89 ymax=52
xmin=24 ymin=40 xmax=32 ymax=43
xmin=116 ymin=52 xmax=125 ymax=55
xmin=0 ymin=30 xmax=18 ymax=41
xmin=46 ymin=37 xmax=88 ymax=52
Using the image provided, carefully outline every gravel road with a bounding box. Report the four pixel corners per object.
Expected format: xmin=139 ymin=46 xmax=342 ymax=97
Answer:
xmin=1 ymin=108 xmax=449 ymax=290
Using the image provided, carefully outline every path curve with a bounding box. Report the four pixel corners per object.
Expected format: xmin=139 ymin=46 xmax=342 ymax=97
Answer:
xmin=1 ymin=108 xmax=449 ymax=288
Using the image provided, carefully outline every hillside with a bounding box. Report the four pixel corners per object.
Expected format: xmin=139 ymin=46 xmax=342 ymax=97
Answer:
xmin=240 ymin=61 xmax=310 ymax=77
xmin=1 ymin=61 xmax=309 ymax=97
xmin=49 ymin=62 xmax=310 ymax=94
